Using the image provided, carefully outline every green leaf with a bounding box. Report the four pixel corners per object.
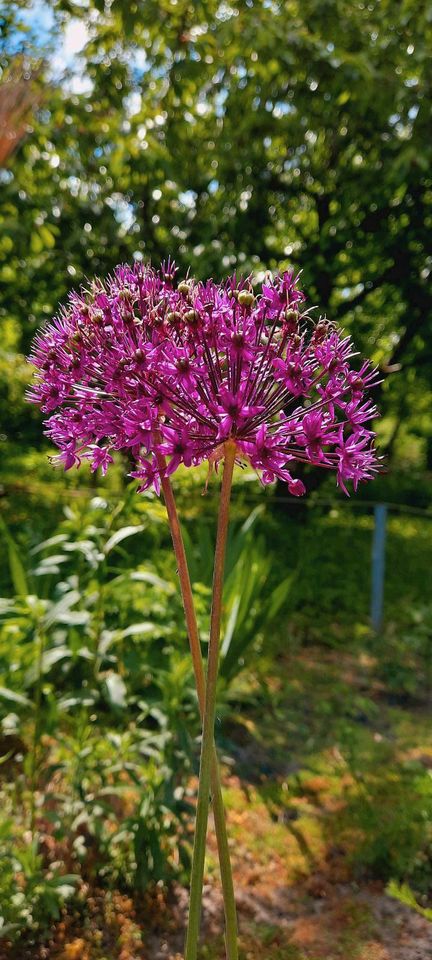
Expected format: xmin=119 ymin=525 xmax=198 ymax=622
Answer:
xmin=54 ymin=610 xmax=90 ymax=626
xmin=42 ymin=646 xmax=72 ymax=671
xmin=97 ymin=629 xmax=119 ymax=655
xmin=129 ymin=571 xmax=174 ymax=592
xmin=0 ymin=515 xmax=28 ymax=596
xmin=0 ymin=686 xmax=32 ymax=708
xmin=39 ymin=225 xmax=56 ymax=249
xmin=29 ymin=534 xmax=69 ymax=556
xmin=120 ymin=621 xmax=156 ymax=638
xmin=43 ymin=590 xmax=83 ymax=628
xmin=267 ymin=575 xmax=293 ymax=620
xmin=104 ymin=672 xmax=127 ymax=708
xmin=387 ymin=880 xmax=432 ymax=921
xmin=57 ymin=691 xmax=97 ymax=710
xmin=103 ymin=524 xmax=144 ymax=554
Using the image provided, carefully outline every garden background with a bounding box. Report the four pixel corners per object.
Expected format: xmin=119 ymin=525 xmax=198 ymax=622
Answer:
xmin=0 ymin=1 xmax=431 ymax=958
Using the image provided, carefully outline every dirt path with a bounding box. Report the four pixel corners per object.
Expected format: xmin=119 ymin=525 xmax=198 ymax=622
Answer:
xmin=144 ymin=880 xmax=432 ymax=960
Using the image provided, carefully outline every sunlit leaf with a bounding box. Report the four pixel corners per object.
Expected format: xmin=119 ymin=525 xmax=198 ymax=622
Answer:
xmin=104 ymin=672 xmax=128 ymax=708
xmin=120 ymin=622 xmax=156 ymax=638
xmin=103 ymin=525 xmax=144 ymax=554
xmin=0 ymin=686 xmax=32 ymax=708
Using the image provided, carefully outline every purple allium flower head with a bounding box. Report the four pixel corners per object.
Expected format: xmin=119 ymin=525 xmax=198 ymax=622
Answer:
xmin=27 ymin=261 xmax=381 ymax=496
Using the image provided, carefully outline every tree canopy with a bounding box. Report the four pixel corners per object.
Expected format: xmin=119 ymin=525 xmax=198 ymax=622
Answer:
xmin=1 ymin=0 xmax=431 ymax=463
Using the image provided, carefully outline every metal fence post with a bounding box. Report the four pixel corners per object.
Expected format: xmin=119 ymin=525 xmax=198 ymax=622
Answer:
xmin=370 ymin=503 xmax=387 ymax=632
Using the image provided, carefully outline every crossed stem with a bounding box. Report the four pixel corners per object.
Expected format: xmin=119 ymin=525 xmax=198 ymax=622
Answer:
xmin=156 ymin=443 xmax=238 ymax=960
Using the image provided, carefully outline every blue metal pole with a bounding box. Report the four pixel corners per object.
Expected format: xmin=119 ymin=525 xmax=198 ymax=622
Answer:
xmin=370 ymin=504 xmax=387 ymax=632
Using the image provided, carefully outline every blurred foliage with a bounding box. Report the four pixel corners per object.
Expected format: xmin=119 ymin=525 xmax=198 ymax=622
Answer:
xmin=182 ymin=505 xmax=293 ymax=683
xmin=0 ymin=488 xmax=431 ymax=947
xmin=0 ymin=493 xmax=296 ymax=941
xmin=377 ymin=605 xmax=432 ymax=700
xmin=388 ymin=879 xmax=432 ymax=922
xmin=0 ymin=496 xmax=197 ymax=939
xmin=0 ymin=0 xmax=432 ymax=466
xmin=0 ymin=824 xmax=79 ymax=941
xmin=337 ymin=757 xmax=432 ymax=890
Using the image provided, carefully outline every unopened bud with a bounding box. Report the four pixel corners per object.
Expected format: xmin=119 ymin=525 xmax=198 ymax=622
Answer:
xmin=178 ymin=281 xmax=191 ymax=295
xmin=176 ymin=358 xmax=190 ymax=373
xmin=313 ymin=320 xmax=328 ymax=342
xmin=135 ymin=348 xmax=144 ymax=361
xmin=166 ymin=311 xmax=182 ymax=325
xmin=184 ymin=309 xmax=198 ymax=324
xmin=237 ymin=290 xmax=254 ymax=307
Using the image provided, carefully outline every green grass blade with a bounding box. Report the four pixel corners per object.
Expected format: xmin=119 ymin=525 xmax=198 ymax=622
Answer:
xmin=0 ymin=514 xmax=28 ymax=596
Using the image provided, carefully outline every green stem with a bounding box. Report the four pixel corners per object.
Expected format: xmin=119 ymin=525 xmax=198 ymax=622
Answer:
xmin=184 ymin=441 xmax=237 ymax=960
xmin=29 ymin=625 xmax=45 ymax=837
xmin=156 ymin=449 xmax=238 ymax=960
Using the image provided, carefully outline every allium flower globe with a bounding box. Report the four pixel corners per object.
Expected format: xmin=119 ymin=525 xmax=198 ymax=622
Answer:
xmin=28 ymin=261 xmax=380 ymax=495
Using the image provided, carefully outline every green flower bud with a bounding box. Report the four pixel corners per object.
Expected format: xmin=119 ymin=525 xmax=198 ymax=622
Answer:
xmin=166 ymin=311 xmax=182 ymax=324
xmin=237 ymin=290 xmax=255 ymax=307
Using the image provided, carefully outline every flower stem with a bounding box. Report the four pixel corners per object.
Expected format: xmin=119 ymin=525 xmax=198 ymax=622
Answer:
xmin=184 ymin=441 xmax=237 ymax=960
xmin=156 ymin=450 xmax=238 ymax=960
